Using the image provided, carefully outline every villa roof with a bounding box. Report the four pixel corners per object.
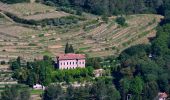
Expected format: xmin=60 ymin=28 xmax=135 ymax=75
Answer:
xmin=158 ymin=92 xmax=168 ymax=98
xmin=58 ymin=53 xmax=85 ymax=60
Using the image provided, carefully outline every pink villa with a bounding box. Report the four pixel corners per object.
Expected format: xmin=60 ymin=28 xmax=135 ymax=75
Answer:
xmin=56 ymin=53 xmax=86 ymax=69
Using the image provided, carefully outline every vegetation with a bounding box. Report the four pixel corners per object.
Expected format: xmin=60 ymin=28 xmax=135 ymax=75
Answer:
xmin=1 ymin=0 xmax=170 ymax=100
xmin=0 ymin=0 xmax=29 ymax=4
xmin=54 ymin=67 xmax=93 ymax=83
xmin=11 ymin=56 xmax=54 ymax=86
xmin=113 ymin=8 xmax=170 ymax=98
xmin=9 ymin=19 xmax=170 ymax=98
xmin=4 ymin=12 xmax=84 ymax=26
xmin=65 ymin=42 xmax=74 ymax=54
xmin=43 ymin=79 xmax=120 ymax=100
xmin=41 ymin=0 xmax=164 ymax=15
xmin=116 ymin=16 xmax=126 ymax=26
xmin=0 ymin=84 xmax=30 ymax=100
xmin=10 ymin=56 xmax=95 ymax=85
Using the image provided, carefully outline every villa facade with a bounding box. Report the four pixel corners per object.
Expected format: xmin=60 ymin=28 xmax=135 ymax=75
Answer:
xmin=56 ymin=53 xmax=85 ymax=69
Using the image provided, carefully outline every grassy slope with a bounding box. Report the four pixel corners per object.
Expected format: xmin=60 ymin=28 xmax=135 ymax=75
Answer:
xmin=0 ymin=2 xmax=163 ymax=60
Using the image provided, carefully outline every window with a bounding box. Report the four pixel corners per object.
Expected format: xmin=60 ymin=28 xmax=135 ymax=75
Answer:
xmin=61 ymin=62 xmax=62 ymax=65
xmin=67 ymin=62 xmax=68 ymax=65
xmin=64 ymin=62 xmax=65 ymax=65
xmin=70 ymin=62 xmax=71 ymax=65
xmin=73 ymin=62 xmax=74 ymax=65
xmin=79 ymin=62 xmax=81 ymax=64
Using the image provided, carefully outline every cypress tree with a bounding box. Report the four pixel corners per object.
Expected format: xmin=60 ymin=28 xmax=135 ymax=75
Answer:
xmin=65 ymin=42 xmax=70 ymax=54
xmin=69 ymin=44 xmax=74 ymax=53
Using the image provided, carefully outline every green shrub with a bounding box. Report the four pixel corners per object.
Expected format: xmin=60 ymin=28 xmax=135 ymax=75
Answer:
xmin=116 ymin=16 xmax=126 ymax=26
xmin=59 ymin=7 xmax=75 ymax=14
xmin=38 ymin=34 xmax=44 ymax=37
xmin=28 ymin=43 xmax=37 ymax=46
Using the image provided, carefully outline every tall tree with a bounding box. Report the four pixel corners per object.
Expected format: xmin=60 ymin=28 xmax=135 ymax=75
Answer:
xmin=120 ymin=78 xmax=130 ymax=100
xmin=1 ymin=85 xmax=30 ymax=100
xmin=65 ymin=42 xmax=70 ymax=54
xmin=143 ymin=81 xmax=159 ymax=100
xmin=69 ymin=44 xmax=74 ymax=53
xmin=66 ymin=86 xmax=90 ymax=100
xmin=130 ymin=76 xmax=144 ymax=100
xmin=43 ymin=84 xmax=64 ymax=100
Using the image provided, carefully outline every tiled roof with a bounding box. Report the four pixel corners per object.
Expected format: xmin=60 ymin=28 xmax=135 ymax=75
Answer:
xmin=158 ymin=92 xmax=168 ymax=98
xmin=58 ymin=53 xmax=85 ymax=60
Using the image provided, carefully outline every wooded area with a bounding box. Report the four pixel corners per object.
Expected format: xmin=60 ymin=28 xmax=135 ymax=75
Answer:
xmin=41 ymin=0 xmax=164 ymax=15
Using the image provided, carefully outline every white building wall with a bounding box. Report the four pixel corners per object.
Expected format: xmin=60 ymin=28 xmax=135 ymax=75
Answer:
xmin=58 ymin=59 xmax=85 ymax=69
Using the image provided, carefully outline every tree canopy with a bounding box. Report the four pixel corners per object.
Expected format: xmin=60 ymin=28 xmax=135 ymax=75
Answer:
xmin=1 ymin=85 xmax=30 ymax=100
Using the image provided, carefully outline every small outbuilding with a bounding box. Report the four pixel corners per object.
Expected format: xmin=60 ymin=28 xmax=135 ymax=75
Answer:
xmin=33 ymin=84 xmax=45 ymax=90
xmin=93 ymin=69 xmax=105 ymax=77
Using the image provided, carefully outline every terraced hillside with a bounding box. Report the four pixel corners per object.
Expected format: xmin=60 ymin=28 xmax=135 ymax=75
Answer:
xmin=0 ymin=2 xmax=70 ymax=20
xmin=0 ymin=2 xmax=163 ymax=61
xmin=0 ymin=64 xmax=17 ymax=94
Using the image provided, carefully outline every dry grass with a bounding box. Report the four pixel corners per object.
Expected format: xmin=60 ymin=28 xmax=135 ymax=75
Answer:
xmin=0 ymin=2 xmax=70 ymax=20
xmin=0 ymin=13 xmax=163 ymax=60
xmin=11 ymin=3 xmax=55 ymax=16
xmin=0 ymin=25 xmax=36 ymax=38
xmin=23 ymin=11 xmax=70 ymax=20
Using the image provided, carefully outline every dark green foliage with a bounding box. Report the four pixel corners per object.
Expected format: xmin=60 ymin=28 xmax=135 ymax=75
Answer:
xmin=86 ymin=57 xmax=102 ymax=69
xmin=27 ymin=72 xmax=36 ymax=87
xmin=66 ymin=86 xmax=90 ymax=100
xmin=91 ymin=80 xmax=121 ymax=100
xmin=0 ymin=0 xmax=29 ymax=4
xmin=1 ymin=61 xmax=6 ymax=65
xmin=43 ymin=84 xmax=64 ymax=100
xmin=10 ymin=56 xmax=94 ymax=85
xmin=4 ymin=12 xmax=83 ymax=26
xmin=43 ymin=80 xmax=120 ymax=100
xmin=11 ymin=56 xmax=54 ymax=86
xmin=102 ymin=15 xmax=109 ymax=23
xmin=54 ymin=67 xmax=93 ymax=83
xmin=42 ymin=0 xmax=164 ymax=15
xmin=4 ymin=12 xmax=37 ymax=25
xmin=59 ymin=7 xmax=76 ymax=14
xmin=129 ymin=77 xmax=144 ymax=100
xmin=76 ymin=8 xmax=83 ymax=16
xmin=69 ymin=44 xmax=74 ymax=53
xmin=164 ymin=0 xmax=170 ymax=22
xmin=120 ymin=78 xmax=131 ymax=100
xmin=65 ymin=42 xmax=74 ymax=54
xmin=114 ymin=20 xmax=170 ymax=99
xmin=44 ymin=1 xmax=55 ymax=6
xmin=10 ymin=61 xmax=19 ymax=70
xmin=143 ymin=81 xmax=159 ymax=100
xmin=1 ymin=85 xmax=30 ymax=100
xmin=65 ymin=42 xmax=70 ymax=54
xmin=116 ymin=16 xmax=126 ymax=26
